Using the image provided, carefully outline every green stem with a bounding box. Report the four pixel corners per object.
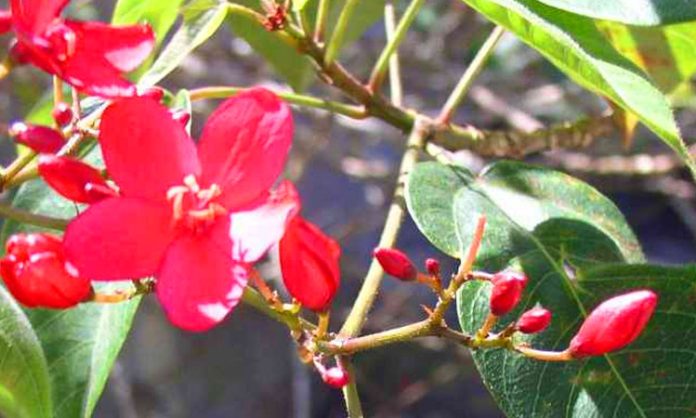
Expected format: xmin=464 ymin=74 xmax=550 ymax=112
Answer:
xmin=341 ymin=360 xmax=364 ymax=418
xmin=324 ymin=0 xmax=361 ymax=64
xmin=437 ymin=26 xmax=505 ymax=123
xmin=226 ymin=3 xmax=300 ymax=48
xmin=368 ymin=0 xmax=425 ymax=91
xmin=0 ymin=202 xmax=69 ymax=230
xmin=314 ymin=0 xmax=331 ymax=42
xmin=384 ymin=0 xmax=403 ymax=106
xmin=189 ymin=86 xmax=366 ymax=118
xmin=339 ymin=117 xmax=429 ymax=337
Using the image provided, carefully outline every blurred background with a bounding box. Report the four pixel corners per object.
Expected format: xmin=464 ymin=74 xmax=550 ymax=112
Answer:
xmin=1 ymin=0 xmax=695 ymax=416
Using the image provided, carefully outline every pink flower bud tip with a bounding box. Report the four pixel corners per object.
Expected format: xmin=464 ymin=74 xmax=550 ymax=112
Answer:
xmin=374 ymin=248 xmax=417 ymax=281
xmin=517 ymin=307 xmax=552 ymax=334
xmin=490 ymin=270 xmax=528 ymax=316
xmin=52 ymin=102 xmax=74 ymax=127
xmin=425 ymin=258 xmax=440 ymax=276
xmin=568 ymin=290 xmax=657 ymax=358
xmin=9 ymin=122 xmax=65 ymax=154
xmin=322 ymin=366 xmax=350 ymax=389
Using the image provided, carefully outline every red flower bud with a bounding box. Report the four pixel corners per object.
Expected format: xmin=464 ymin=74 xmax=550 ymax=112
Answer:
xmin=373 ymin=248 xmax=417 ymax=281
xmin=490 ymin=270 xmax=528 ymax=316
xmin=517 ymin=307 xmax=552 ymax=334
xmin=170 ymin=109 xmax=191 ymax=127
xmin=0 ymin=233 xmax=91 ymax=309
xmin=138 ymin=87 xmax=164 ymax=102
xmin=0 ymin=10 xmax=11 ymax=34
xmin=568 ymin=290 xmax=657 ymax=358
xmin=425 ymin=258 xmax=440 ymax=276
xmin=322 ymin=366 xmax=350 ymax=389
xmin=38 ymin=155 xmax=117 ymax=204
xmin=9 ymin=122 xmax=65 ymax=154
xmin=52 ymin=102 xmax=74 ymax=127
xmin=280 ymin=217 xmax=340 ymax=311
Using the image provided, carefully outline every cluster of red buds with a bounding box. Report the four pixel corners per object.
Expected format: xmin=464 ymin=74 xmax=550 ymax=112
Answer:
xmin=373 ymin=247 xmax=658 ymax=360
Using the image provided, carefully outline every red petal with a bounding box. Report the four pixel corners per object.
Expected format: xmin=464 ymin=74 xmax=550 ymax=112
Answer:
xmin=10 ymin=0 xmax=69 ymax=33
xmin=156 ymin=235 xmax=249 ymax=332
xmin=64 ymin=198 xmax=174 ymax=280
xmin=198 ymin=88 xmax=293 ymax=209
xmin=99 ymin=98 xmax=201 ymax=202
xmin=227 ymin=180 xmax=300 ymax=263
xmin=38 ymin=155 xmax=114 ymax=204
xmin=279 ymin=217 xmax=340 ymax=311
xmin=65 ymin=21 xmax=154 ymax=73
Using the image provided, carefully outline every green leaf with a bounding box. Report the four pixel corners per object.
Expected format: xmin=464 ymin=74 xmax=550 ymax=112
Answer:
xmin=227 ymin=0 xmax=384 ymax=91
xmin=533 ymin=0 xmax=696 ymax=26
xmin=227 ymin=0 xmax=315 ymax=91
xmin=440 ymin=159 xmax=696 ymax=416
xmin=598 ymin=20 xmax=696 ymax=96
xmin=405 ymin=161 xmax=473 ymax=258
xmin=461 ymin=0 xmax=696 ymax=180
xmin=405 ymin=161 xmax=642 ymax=263
xmin=457 ymin=252 xmax=696 ymax=416
xmin=139 ymin=0 xmax=228 ymax=88
xmin=293 ymin=0 xmax=312 ymax=12
xmin=112 ymin=0 xmax=184 ymax=46
xmin=0 ymin=288 xmax=52 ymax=418
xmin=1 ymin=152 xmax=141 ymax=418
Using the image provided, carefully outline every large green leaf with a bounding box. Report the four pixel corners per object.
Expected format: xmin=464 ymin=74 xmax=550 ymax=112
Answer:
xmin=1 ymin=154 xmax=141 ymax=418
xmin=405 ymin=161 xmax=642 ymax=263
xmin=139 ymin=0 xmax=228 ymax=88
xmin=533 ymin=0 xmax=696 ymax=26
xmin=457 ymin=240 xmax=696 ymax=416
xmin=432 ymin=159 xmax=696 ymax=416
xmin=112 ymin=0 xmax=184 ymax=47
xmin=462 ymin=0 xmax=696 ymax=180
xmin=0 ymin=288 xmax=52 ymax=418
xmin=598 ymin=20 xmax=696 ymax=96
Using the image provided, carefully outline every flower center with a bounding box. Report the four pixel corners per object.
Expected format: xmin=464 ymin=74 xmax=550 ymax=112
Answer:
xmin=44 ymin=23 xmax=77 ymax=62
xmin=166 ymin=175 xmax=227 ymax=233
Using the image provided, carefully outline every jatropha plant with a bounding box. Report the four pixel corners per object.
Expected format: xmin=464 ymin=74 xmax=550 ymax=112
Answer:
xmin=0 ymin=0 xmax=693 ymax=417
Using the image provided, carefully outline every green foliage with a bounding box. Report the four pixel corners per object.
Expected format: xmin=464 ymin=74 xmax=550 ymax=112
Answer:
xmin=112 ymin=0 xmax=185 ymax=47
xmin=0 ymin=287 xmax=52 ymax=418
xmin=406 ymin=161 xmax=642 ymax=264
xmin=0 ymin=152 xmax=140 ymax=418
xmin=140 ymin=0 xmax=228 ymax=88
xmin=532 ymin=0 xmax=696 ymax=26
xmin=227 ymin=0 xmax=384 ymax=91
xmin=460 ymin=0 xmax=696 ymax=180
xmin=407 ymin=160 xmax=696 ymax=417
xmin=598 ymin=20 xmax=696 ymax=97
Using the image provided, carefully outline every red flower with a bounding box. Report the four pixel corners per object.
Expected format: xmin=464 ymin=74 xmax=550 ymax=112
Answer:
xmin=489 ymin=270 xmax=528 ymax=316
xmin=4 ymin=0 xmax=154 ymax=97
xmin=569 ymin=290 xmax=657 ymax=358
xmin=0 ymin=233 xmax=91 ymax=308
xmin=373 ymin=247 xmax=418 ymax=281
xmin=63 ymin=88 xmax=299 ymax=331
xmin=279 ymin=216 xmax=340 ymax=311
xmin=516 ymin=306 xmax=552 ymax=334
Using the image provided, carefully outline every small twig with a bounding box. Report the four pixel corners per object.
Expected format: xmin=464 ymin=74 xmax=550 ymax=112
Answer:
xmin=368 ymin=0 xmax=425 ymax=92
xmin=0 ymin=202 xmax=70 ymax=230
xmin=437 ymin=26 xmax=505 ymax=124
xmin=313 ymin=0 xmax=331 ymax=42
xmin=384 ymin=0 xmax=404 ymax=107
xmin=324 ymin=0 xmax=361 ymax=64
